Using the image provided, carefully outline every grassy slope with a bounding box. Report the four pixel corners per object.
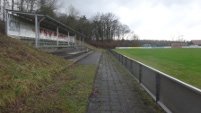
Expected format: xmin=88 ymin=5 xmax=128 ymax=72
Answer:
xmin=115 ymin=48 xmax=201 ymax=89
xmin=0 ymin=33 xmax=97 ymax=112
xmin=19 ymin=64 xmax=97 ymax=113
xmin=77 ymin=40 xmax=102 ymax=51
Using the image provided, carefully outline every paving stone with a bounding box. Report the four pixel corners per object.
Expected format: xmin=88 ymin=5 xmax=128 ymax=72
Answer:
xmin=88 ymin=102 xmax=101 ymax=111
xmin=110 ymin=93 xmax=118 ymax=97
xmin=110 ymin=98 xmax=119 ymax=103
xmin=111 ymin=105 xmax=122 ymax=111
xmin=122 ymin=109 xmax=137 ymax=113
xmin=88 ymin=110 xmax=100 ymax=113
xmin=100 ymin=104 xmax=111 ymax=111
xmin=100 ymin=97 xmax=110 ymax=102
xmin=101 ymin=111 xmax=111 ymax=113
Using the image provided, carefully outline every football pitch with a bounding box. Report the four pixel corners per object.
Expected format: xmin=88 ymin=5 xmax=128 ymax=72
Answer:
xmin=114 ymin=48 xmax=201 ymax=89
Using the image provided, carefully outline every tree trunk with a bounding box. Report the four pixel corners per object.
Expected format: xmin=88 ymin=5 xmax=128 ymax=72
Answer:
xmin=12 ymin=0 xmax=14 ymax=10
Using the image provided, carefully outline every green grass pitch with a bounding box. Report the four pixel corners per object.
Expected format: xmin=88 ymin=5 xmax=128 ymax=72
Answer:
xmin=114 ymin=48 xmax=201 ymax=89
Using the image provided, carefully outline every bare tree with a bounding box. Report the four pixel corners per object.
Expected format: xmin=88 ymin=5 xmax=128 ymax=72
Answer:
xmin=91 ymin=12 xmax=121 ymax=41
xmin=1 ymin=0 xmax=9 ymax=20
xmin=0 ymin=0 xmax=2 ymax=18
xmin=19 ymin=0 xmax=25 ymax=11
xmin=12 ymin=0 xmax=59 ymax=14
xmin=12 ymin=0 xmax=14 ymax=10
xmin=119 ymin=24 xmax=130 ymax=40
xmin=67 ymin=5 xmax=80 ymax=18
xmin=91 ymin=12 xmax=130 ymax=42
xmin=133 ymin=34 xmax=139 ymax=40
xmin=36 ymin=0 xmax=58 ymax=17
xmin=29 ymin=0 xmax=37 ymax=12
xmin=91 ymin=13 xmax=101 ymax=41
xmin=22 ymin=0 xmax=37 ymax=12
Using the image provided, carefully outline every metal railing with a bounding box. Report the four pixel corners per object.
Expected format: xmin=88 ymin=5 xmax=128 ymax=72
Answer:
xmin=109 ymin=50 xmax=201 ymax=113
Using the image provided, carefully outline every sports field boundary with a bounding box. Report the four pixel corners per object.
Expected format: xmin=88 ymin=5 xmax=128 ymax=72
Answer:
xmin=109 ymin=49 xmax=201 ymax=113
xmin=116 ymin=46 xmax=201 ymax=49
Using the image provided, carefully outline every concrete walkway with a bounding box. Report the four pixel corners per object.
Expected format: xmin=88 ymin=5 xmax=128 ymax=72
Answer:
xmin=80 ymin=51 xmax=161 ymax=113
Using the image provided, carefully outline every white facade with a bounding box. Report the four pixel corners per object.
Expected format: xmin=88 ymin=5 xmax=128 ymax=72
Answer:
xmin=7 ymin=14 xmax=75 ymax=43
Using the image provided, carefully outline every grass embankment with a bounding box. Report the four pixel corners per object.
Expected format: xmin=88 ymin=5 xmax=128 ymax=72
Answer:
xmin=19 ymin=64 xmax=96 ymax=113
xmin=0 ymin=33 xmax=97 ymax=112
xmin=77 ymin=40 xmax=101 ymax=51
xmin=115 ymin=48 xmax=201 ymax=89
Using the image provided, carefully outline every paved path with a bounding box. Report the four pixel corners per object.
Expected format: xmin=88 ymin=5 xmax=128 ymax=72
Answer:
xmin=79 ymin=51 xmax=160 ymax=113
xmin=87 ymin=53 xmax=159 ymax=113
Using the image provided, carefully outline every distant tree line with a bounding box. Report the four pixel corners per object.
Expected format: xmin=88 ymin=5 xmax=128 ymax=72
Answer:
xmin=0 ymin=0 xmax=135 ymax=42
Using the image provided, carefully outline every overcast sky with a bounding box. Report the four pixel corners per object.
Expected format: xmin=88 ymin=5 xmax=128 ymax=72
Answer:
xmin=60 ymin=0 xmax=201 ymax=41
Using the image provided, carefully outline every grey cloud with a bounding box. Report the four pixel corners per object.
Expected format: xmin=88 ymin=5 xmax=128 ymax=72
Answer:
xmin=60 ymin=0 xmax=201 ymax=40
xmin=151 ymin=0 xmax=196 ymax=7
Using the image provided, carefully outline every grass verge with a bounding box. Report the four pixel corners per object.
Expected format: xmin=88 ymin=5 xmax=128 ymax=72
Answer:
xmin=3 ymin=64 xmax=97 ymax=113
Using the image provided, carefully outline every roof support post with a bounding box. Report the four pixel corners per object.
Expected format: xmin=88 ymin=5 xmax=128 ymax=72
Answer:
xmin=68 ymin=31 xmax=70 ymax=46
xmin=35 ymin=15 xmax=39 ymax=48
xmin=5 ymin=9 xmax=8 ymax=36
xmin=75 ymin=34 xmax=78 ymax=50
xmin=83 ymin=37 xmax=84 ymax=48
xmin=79 ymin=36 xmax=82 ymax=50
xmin=38 ymin=17 xmax=46 ymax=47
xmin=57 ymin=27 xmax=59 ymax=46
xmin=81 ymin=37 xmax=83 ymax=50
xmin=81 ymin=37 xmax=84 ymax=51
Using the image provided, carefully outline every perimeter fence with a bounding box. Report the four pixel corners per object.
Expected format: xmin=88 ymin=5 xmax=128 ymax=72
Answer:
xmin=109 ymin=50 xmax=201 ymax=113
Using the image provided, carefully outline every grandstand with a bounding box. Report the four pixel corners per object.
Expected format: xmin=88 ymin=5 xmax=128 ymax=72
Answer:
xmin=4 ymin=10 xmax=87 ymax=52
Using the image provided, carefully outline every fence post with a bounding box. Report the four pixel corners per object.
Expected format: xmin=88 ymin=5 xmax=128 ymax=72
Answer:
xmin=156 ymin=73 xmax=160 ymax=102
xmin=121 ymin=55 xmax=123 ymax=65
xmin=130 ymin=59 xmax=133 ymax=74
xmin=123 ymin=56 xmax=125 ymax=66
xmin=139 ymin=64 xmax=142 ymax=83
xmin=118 ymin=53 xmax=120 ymax=62
xmin=125 ymin=57 xmax=127 ymax=68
